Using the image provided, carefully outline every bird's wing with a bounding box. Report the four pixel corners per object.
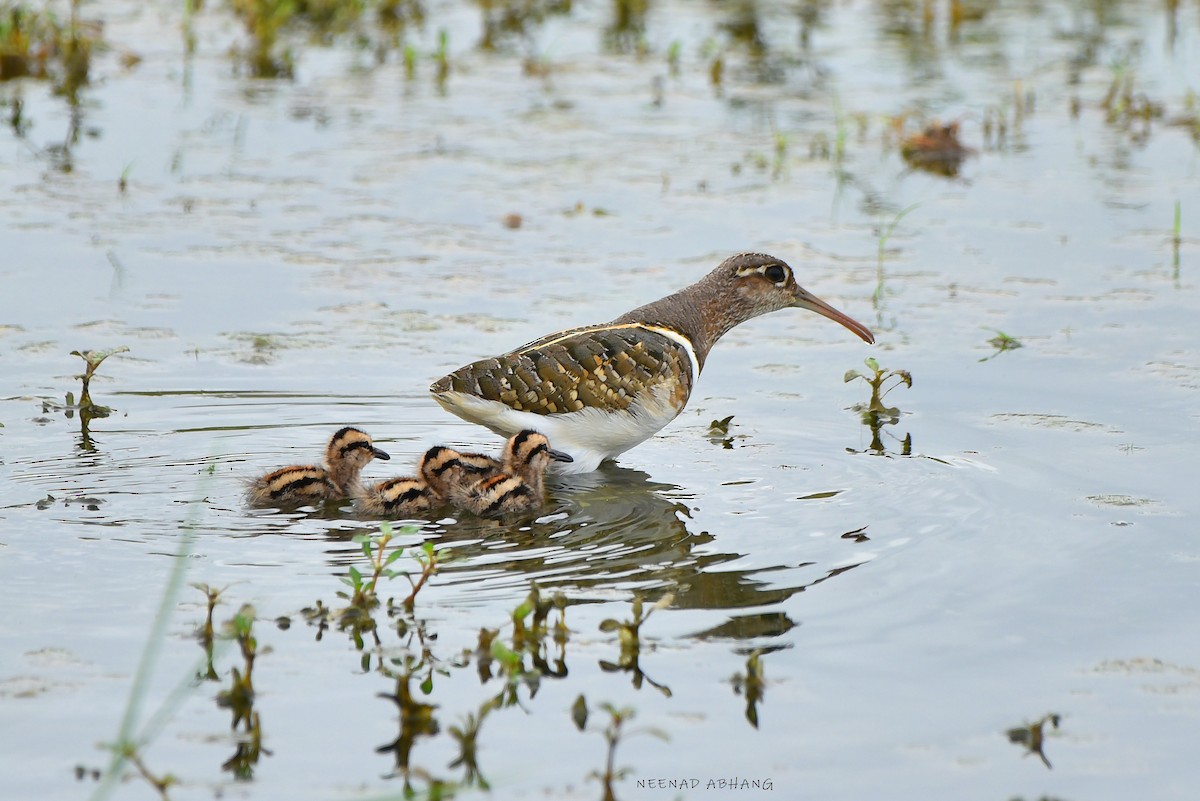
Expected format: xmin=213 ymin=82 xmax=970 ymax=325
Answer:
xmin=430 ymin=323 xmax=694 ymax=415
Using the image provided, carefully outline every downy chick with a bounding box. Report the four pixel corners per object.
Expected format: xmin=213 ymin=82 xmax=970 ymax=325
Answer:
xmin=447 ymin=430 xmax=572 ymax=518
xmin=355 ymin=444 xmax=500 ymax=516
xmin=247 ymin=427 xmax=390 ymax=506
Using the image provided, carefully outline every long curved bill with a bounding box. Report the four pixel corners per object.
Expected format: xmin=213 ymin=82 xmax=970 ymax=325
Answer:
xmin=792 ymin=287 xmax=875 ymax=344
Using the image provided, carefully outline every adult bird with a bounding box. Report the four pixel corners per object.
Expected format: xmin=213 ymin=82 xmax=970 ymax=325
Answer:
xmin=429 ymin=252 xmax=874 ymax=473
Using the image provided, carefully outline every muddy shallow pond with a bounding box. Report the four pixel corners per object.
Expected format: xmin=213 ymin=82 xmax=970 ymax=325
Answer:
xmin=2 ymin=0 xmax=1199 ymax=799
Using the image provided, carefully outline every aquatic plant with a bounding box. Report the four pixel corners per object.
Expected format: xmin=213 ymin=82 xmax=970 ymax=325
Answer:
xmin=706 ymin=414 xmax=735 ymax=448
xmin=91 ymin=476 xmax=216 ymax=801
xmin=1172 ymin=200 xmax=1181 ymax=282
xmin=433 ymin=27 xmax=448 ymax=86
xmin=447 ymin=698 xmax=499 ymax=789
xmin=845 ymin=357 xmax=912 ymax=456
xmin=730 ymin=649 xmax=765 ymax=728
xmin=37 ymin=346 xmax=129 ymax=451
xmin=69 ymin=345 xmax=129 ymax=417
xmin=771 ymin=128 xmax=789 ymax=179
xmin=603 ymin=0 xmax=646 ymax=55
xmin=845 ymin=357 xmax=910 ymax=425
xmin=0 ymin=0 xmax=100 ymax=101
xmin=477 ymin=0 xmax=571 ymax=52
xmin=192 ymin=583 xmax=226 ymax=682
xmin=981 ymin=328 xmax=1022 ymax=362
xmin=1102 ymin=52 xmax=1163 ymax=144
xmin=216 ymin=605 xmax=258 ymax=728
xmin=215 ymin=604 xmax=271 ymax=779
xmin=1006 ymin=712 xmax=1061 ymax=769
xmin=229 ymin=0 xmax=297 ymax=78
xmin=118 ymin=161 xmax=133 ymax=193
xmin=572 ymin=696 xmax=667 ymax=801
xmin=400 ymin=539 xmax=442 ymax=611
xmin=598 ymin=594 xmax=673 ymax=696
xmin=708 ymin=51 xmax=723 ymax=89
xmin=335 ymin=525 xmax=440 ymax=650
xmin=666 ymin=39 xmax=680 ymax=76
xmin=510 ymin=581 xmax=566 ymax=651
xmin=376 ymin=658 xmax=443 ymax=791
xmin=874 ymin=203 xmax=920 ymax=313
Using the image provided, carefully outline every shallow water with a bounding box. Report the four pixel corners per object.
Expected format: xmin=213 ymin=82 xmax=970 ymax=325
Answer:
xmin=2 ymin=0 xmax=1199 ymax=799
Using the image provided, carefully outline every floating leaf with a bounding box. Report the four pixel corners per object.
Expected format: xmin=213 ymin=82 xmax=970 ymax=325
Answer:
xmin=571 ymin=694 xmax=588 ymax=731
xmin=707 ymin=415 xmax=734 ymax=434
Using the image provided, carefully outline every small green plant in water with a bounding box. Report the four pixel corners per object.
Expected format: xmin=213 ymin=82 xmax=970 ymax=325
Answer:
xmin=191 ymin=583 xmax=226 ymax=682
xmin=433 ymin=28 xmax=448 ymax=87
xmin=38 ymin=346 xmax=129 ymax=452
xmin=1172 ymin=200 xmax=1181 ymax=283
xmin=1006 ymin=712 xmax=1060 ymax=769
xmin=481 ymin=585 xmax=569 ymax=709
xmin=573 ymin=696 xmax=667 ymax=801
xmin=845 ymin=357 xmax=911 ymax=427
xmin=845 ymin=357 xmax=912 ymax=456
xmin=213 ymin=602 xmax=272 ymax=778
xmin=69 ymin=346 xmax=129 ymax=417
xmin=981 ymin=328 xmax=1022 ymax=362
xmin=447 ymin=697 xmax=500 ymax=789
xmin=730 ymin=649 xmax=765 ymax=729
xmin=401 ymin=539 xmax=441 ymax=610
xmin=598 ymin=594 xmax=673 ymax=696
xmin=0 ymin=1 xmax=100 ymax=103
xmin=376 ymin=656 xmax=442 ymax=790
xmin=215 ymin=604 xmax=259 ymax=732
xmin=487 ymin=636 xmax=542 ymax=707
xmin=510 ymin=582 xmax=567 ymax=652
xmin=666 ymin=39 xmax=681 ymax=76
xmin=108 ymin=742 xmax=177 ymax=800
xmin=706 ymin=414 xmax=739 ymax=448
xmin=874 ymin=203 xmax=920 ymax=311
xmin=229 ymin=0 xmax=296 ymax=78
xmin=771 ymin=129 xmax=788 ymax=178
xmin=118 ymin=161 xmax=134 ymax=193
xmin=402 ymin=41 xmax=416 ymax=78
xmin=336 ymin=524 xmax=438 ymax=648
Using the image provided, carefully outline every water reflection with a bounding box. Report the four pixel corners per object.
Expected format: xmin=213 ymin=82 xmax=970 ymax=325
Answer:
xmin=299 ymin=463 xmax=875 ymax=646
xmin=376 ymin=668 xmax=441 ymax=786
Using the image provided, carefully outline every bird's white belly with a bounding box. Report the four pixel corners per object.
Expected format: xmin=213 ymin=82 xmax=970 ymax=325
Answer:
xmin=433 ymin=386 xmax=685 ymax=473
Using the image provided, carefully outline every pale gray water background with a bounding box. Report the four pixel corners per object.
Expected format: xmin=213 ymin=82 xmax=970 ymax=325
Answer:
xmin=2 ymin=0 xmax=1199 ymax=799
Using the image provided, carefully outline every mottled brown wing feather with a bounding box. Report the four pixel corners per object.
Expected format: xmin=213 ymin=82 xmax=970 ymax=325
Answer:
xmin=430 ymin=323 xmax=693 ymax=415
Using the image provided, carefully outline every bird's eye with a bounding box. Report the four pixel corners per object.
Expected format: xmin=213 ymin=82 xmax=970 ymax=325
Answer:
xmin=764 ymin=264 xmax=787 ymax=284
